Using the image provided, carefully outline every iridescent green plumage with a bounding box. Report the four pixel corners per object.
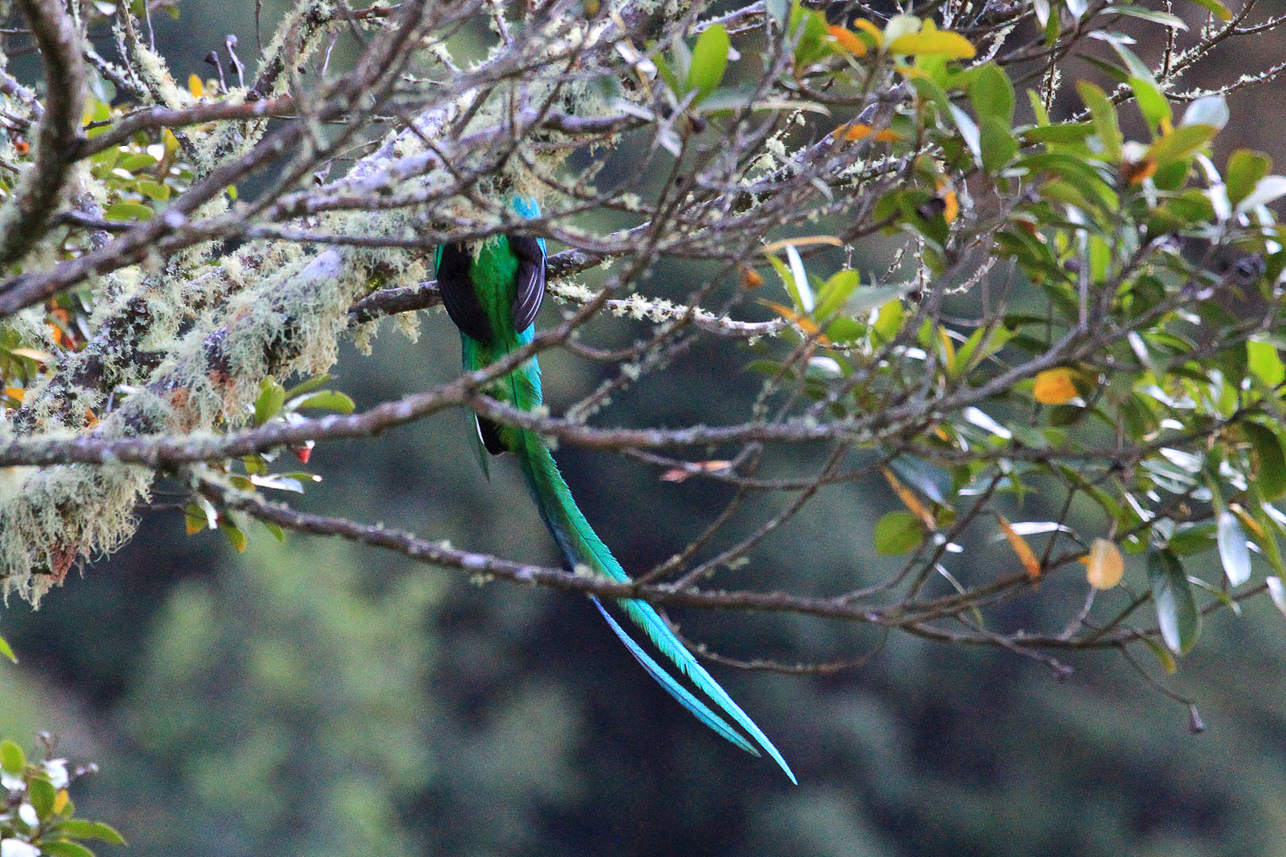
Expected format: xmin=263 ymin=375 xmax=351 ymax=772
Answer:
xmin=435 ymin=199 xmax=794 ymax=782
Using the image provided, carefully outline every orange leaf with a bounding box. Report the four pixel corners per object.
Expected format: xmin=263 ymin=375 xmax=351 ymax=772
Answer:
xmin=1033 ymin=367 xmax=1079 ymax=404
xmin=1122 ymin=159 xmax=1157 ymax=186
xmin=1084 ymin=538 xmax=1124 ymax=589
xmin=758 ymin=300 xmax=828 ymax=342
xmin=827 ymin=25 xmax=868 ymax=56
xmin=882 ymin=467 xmax=935 ymax=528
xmin=999 ymin=516 xmax=1042 ymax=578
xmin=740 ymin=266 xmax=764 ymax=289
xmin=4 ymin=386 xmax=24 ymax=403
xmin=836 ymin=123 xmax=900 ymax=143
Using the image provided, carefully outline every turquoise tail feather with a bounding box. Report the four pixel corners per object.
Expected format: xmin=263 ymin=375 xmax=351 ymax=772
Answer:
xmin=514 ymin=429 xmax=797 ymax=783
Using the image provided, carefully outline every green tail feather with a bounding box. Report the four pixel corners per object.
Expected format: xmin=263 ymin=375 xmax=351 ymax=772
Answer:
xmin=514 ymin=429 xmax=797 ymax=783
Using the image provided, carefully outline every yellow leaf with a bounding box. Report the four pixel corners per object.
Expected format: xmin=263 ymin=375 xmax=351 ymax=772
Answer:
xmin=1084 ymin=538 xmax=1124 ymax=589
xmin=761 ymin=235 xmax=843 ymax=253
xmin=887 ymin=30 xmax=976 ymax=59
xmin=1033 ymin=367 xmax=1079 ymax=404
xmin=188 ymin=74 xmax=204 ymax=98
xmin=9 ymin=347 xmax=51 ymax=363
xmin=882 ymin=467 xmax=935 ymax=528
xmin=1230 ymin=502 xmax=1265 ymax=539
xmin=4 ymin=386 xmax=24 ymax=402
xmin=999 ymin=516 xmax=1042 ymax=578
xmin=852 ymin=18 xmax=883 ymax=43
xmin=53 ymin=789 xmax=70 ymax=814
xmin=827 ymin=25 xmax=868 ymax=56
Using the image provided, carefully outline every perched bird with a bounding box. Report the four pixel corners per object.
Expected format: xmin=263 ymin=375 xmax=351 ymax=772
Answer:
xmin=434 ymin=196 xmax=795 ymax=782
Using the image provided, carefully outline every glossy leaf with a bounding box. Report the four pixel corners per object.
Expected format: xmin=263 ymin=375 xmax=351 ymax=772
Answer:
xmin=1148 ymin=549 xmax=1200 ymax=655
xmin=1181 ymin=95 xmax=1230 ymax=130
xmin=1216 ymin=510 xmax=1252 ymax=586
xmin=1236 ymin=175 xmax=1286 ymax=213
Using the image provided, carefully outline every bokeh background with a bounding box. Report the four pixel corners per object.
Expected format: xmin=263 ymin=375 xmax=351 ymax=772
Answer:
xmin=4 ymin=2 xmax=1286 ymax=855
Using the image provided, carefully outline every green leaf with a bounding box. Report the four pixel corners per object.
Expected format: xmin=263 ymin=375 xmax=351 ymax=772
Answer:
xmin=1140 ymin=633 xmax=1178 ymax=673
xmin=1021 ymin=122 xmax=1094 ymax=145
xmin=55 ymin=819 xmax=128 ymax=845
xmin=874 ymin=510 xmax=925 ymax=555
xmin=0 ymin=632 xmax=14 ymax=663
xmin=104 ymin=201 xmax=154 ymax=221
xmin=29 ymin=772 xmax=57 ymax=819
xmin=1243 ymin=421 xmax=1286 ymax=500
xmin=1246 ymin=337 xmax=1285 ymax=388
xmin=1184 ymin=0 xmax=1232 ymax=19
xmin=1216 ymin=509 xmax=1252 ymax=586
xmin=979 ymin=115 xmax=1018 ymax=173
xmin=872 ymin=299 xmax=904 ymax=344
xmin=220 ymin=517 xmax=247 ymax=552
xmin=1129 ymin=76 xmax=1171 ymax=132
xmin=253 ymin=377 xmax=286 ymax=426
xmin=283 ymin=373 xmax=333 ymax=398
xmin=1225 ymin=149 xmax=1272 ymax=207
xmin=1104 ymin=40 xmax=1156 ymax=83
xmin=1077 ymin=81 xmax=1122 ymax=162
xmin=117 ymin=152 xmax=158 ymax=172
xmin=291 ymin=390 xmax=356 ymax=414
xmin=687 ymin=24 xmax=730 ymax=104
xmin=136 ymin=179 xmax=171 ymax=201
xmin=1147 ymin=549 xmax=1201 ymax=655
xmin=968 ymin=63 xmax=1014 ymax=124
xmin=1107 ymin=6 xmax=1188 ymax=29
xmin=39 ymin=842 xmax=97 ymax=857
xmin=262 ymin=520 xmax=286 ymax=542
xmin=813 ymin=269 xmax=859 ymax=319
xmin=1236 ymin=175 xmax=1286 ymax=213
xmin=1 ymin=738 xmax=25 ymax=773
xmin=1144 ymin=123 xmax=1217 ymax=169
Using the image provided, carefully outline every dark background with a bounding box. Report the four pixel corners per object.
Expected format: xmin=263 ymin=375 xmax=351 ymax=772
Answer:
xmin=4 ymin=2 xmax=1286 ymax=855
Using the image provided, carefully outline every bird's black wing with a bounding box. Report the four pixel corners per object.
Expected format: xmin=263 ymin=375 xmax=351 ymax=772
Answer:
xmin=436 ymin=242 xmax=493 ymax=343
xmin=508 ymin=235 xmax=546 ymax=333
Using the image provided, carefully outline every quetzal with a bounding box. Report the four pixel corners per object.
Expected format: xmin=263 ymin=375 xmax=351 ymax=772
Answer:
xmin=434 ymin=196 xmax=795 ymax=782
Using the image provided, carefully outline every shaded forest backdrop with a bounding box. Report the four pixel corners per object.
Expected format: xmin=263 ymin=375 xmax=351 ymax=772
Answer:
xmin=3 ymin=0 xmax=1286 ymax=855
